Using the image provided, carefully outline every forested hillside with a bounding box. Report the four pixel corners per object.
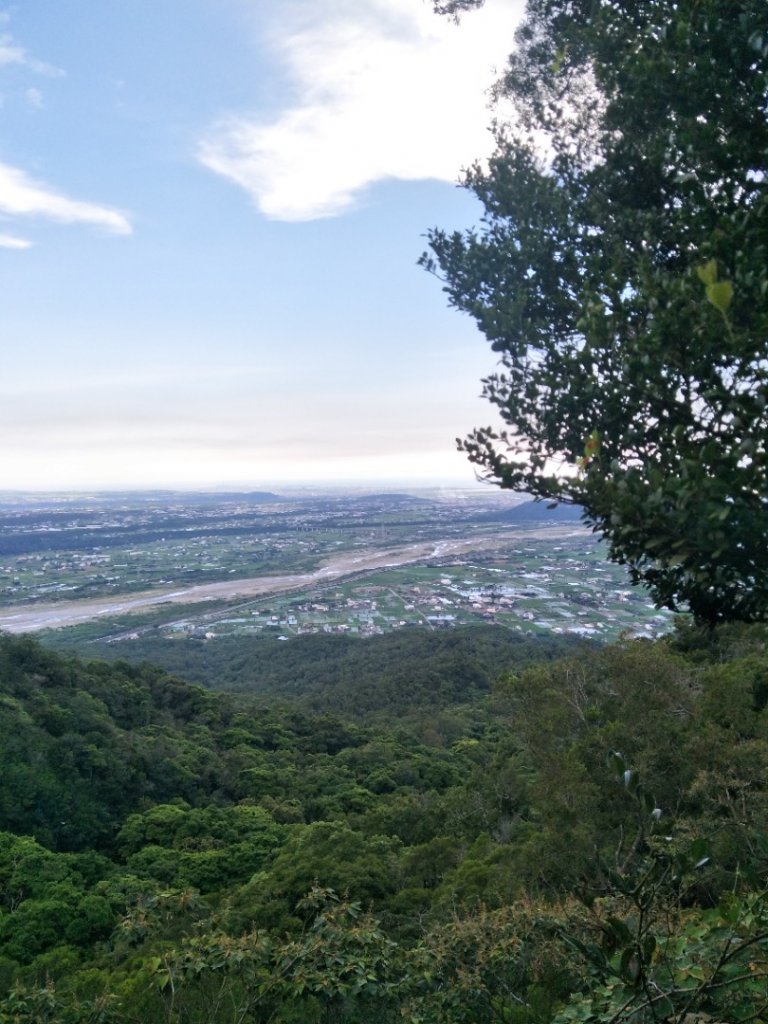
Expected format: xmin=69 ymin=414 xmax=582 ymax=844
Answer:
xmin=0 ymin=623 xmax=766 ymax=1022
xmin=49 ymin=626 xmax=585 ymax=715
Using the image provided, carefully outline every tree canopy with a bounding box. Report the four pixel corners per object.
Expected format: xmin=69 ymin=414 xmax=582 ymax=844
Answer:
xmin=423 ymin=0 xmax=768 ymax=624
xmin=2 ymin=621 xmax=768 ymax=1021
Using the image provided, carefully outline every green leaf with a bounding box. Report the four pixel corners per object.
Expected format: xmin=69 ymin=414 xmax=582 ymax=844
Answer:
xmin=605 ymin=916 xmax=633 ymax=946
xmin=640 ymin=790 xmax=656 ymax=815
xmin=705 ymin=280 xmax=733 ymax=312
xmin=619 ymin=948 xmax=641 ymax=985
xmin=696 ymin=258 xmax=718 ymax=285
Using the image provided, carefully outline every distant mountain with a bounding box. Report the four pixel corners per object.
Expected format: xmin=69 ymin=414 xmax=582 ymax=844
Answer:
xmin=477 ymin=499 xmax=584 ymax=525
xmin=182 ymin=491 xmax=285 ymax=504
xmin=353 ymin=493 xmax=435 ymax=505
xmin=0 ymin=490 xmax=287 ymax=510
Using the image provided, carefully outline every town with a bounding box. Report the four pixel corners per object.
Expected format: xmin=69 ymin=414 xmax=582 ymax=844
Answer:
xmin=0 ymin=489 xmax=670 ymax=647
xmin=151 ymin=535 xmax=669 ymax=645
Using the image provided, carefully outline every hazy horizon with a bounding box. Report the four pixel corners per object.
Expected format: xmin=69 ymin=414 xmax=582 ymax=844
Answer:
xmin=0 ymin=477 xmax=520 ymax=499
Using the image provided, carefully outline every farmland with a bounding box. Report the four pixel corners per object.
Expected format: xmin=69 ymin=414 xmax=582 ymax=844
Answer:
xmin=0 ymin=488 xmax=670 ymax=647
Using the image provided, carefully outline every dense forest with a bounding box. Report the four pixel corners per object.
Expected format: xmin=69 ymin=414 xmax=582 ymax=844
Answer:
xmin=0 ymin=621 xmax=766 ymax=1022
xmin=46 ymin=627 xmax=586 ymax=714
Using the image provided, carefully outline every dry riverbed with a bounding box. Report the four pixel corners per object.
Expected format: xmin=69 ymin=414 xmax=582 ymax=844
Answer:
xmin=0 ymin=527 xmax=584 ymax=634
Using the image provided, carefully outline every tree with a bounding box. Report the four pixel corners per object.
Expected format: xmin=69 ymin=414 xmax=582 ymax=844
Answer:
xmin=549 ymin=752 xmax=768 ymax=1024
xmin=423 ymin=0 xmax=768 ymax=624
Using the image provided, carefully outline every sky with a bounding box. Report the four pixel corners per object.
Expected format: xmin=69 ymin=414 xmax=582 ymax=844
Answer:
xmin=0 ymin=0 xmax=525 ymax=491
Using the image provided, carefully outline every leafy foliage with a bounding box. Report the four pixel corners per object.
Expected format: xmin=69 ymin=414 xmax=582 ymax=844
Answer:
xmin=552 ymin=752 xmax=768 ymax=1023
xmin=422 ymin=0 xmax=768 ymax=624
xmin=0 ymin=626 xmax=767 ymax=1020
xmin=55 ymin=625 xmax=583 ymax=717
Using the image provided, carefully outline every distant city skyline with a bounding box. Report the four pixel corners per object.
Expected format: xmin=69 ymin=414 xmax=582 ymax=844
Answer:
xmin=1 ymin=0 xmax=525 ymax=490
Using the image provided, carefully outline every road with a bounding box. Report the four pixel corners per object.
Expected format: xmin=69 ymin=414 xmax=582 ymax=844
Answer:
xmin=0 ymin=527 xmax=584 ymax=634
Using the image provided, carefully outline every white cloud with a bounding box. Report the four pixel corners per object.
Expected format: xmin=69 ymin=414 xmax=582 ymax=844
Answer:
xmin=0 ymin=23 xmax=127 ymax=240
xmin=0 ymin=32 xmax=64 ymax=76
xmin=200 ymin=0 xmax=524 ymax=220
xmin=0 ymin=233 xmax=31 ymax=248
xmin=0 ymin=161 xmax=132 ymax=234
xmin=24 ymin=86 xmax=43 ymax=108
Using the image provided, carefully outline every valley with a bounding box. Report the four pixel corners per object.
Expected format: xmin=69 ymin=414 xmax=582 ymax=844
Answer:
xmin=0 ymin=488 xmax=670 ymax=648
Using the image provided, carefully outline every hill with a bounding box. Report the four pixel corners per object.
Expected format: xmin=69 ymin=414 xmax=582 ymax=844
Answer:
xmin=478 ymin=499 xmax=584 ymax=524
xmin=0 ymin=624 xmax=765 ymax=1021
xmin=60 ymin=625 xmax=586 ymax=716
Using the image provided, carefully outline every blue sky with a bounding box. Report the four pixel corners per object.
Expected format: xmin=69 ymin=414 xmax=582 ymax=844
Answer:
xmin=0 ymin=0 xmax=524 ymax=490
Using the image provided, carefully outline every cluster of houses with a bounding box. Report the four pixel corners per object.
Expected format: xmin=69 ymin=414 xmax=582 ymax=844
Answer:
xmin=153 ymin=554 xmax=670 ymax=643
